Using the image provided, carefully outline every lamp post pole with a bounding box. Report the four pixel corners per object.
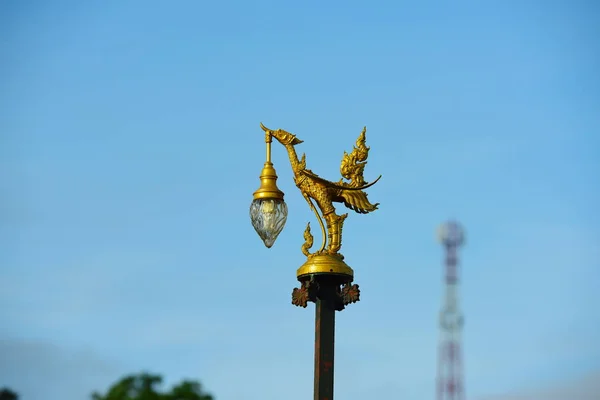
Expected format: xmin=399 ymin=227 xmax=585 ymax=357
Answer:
xmin=250 ymin=123 xmax=380 ymax=400
xmin=312 ymin=276 xmax=343 ymax=398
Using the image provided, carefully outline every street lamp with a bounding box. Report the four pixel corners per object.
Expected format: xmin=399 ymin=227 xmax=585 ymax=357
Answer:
xmin=250 ymin=123 xmax=381 ymax=400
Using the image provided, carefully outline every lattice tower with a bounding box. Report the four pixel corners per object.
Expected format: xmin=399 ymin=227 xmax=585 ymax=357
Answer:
xmin=436 ymin=221 xmax=466 ymax=400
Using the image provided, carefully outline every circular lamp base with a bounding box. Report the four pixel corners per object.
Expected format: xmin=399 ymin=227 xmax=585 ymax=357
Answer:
xmin=296 ymin=253 xmax=354 ymax=280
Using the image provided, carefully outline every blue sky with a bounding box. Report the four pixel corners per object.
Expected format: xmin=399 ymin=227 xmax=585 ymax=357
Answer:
xmin=1 ymin=1 xmax=599 ymax=399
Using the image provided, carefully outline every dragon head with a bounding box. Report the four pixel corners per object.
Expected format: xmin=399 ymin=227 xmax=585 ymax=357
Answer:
xmin=260 ymin=123 xmax=304 ymax=146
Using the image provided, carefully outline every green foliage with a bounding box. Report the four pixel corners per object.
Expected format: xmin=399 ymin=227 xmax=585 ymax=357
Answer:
xmin=91 ymin=373 xmax=214 ymax=400
xmin=0 ymin=388 xmax=18 ymax=400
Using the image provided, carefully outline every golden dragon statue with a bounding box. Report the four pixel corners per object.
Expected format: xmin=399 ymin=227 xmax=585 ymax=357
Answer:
xmin=260 ymin=123 xmax=381 ymax=278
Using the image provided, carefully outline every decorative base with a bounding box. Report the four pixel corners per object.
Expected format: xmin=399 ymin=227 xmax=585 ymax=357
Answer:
xmin=291 ymin=275 xmax=360 ymax=311
xmin=296 ymin=253 xmax=354 ymax=280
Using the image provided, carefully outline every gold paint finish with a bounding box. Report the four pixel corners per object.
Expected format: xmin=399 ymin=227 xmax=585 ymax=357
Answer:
xmin=296 ymin=253 xmax=354 ymax=280
xmin=253 ymin=130 xmax=285 ymax=201
xmin=256 ymin=122 xmax=381 ymax=280
xmin=253 ymin=161 xmax=285 ymax=201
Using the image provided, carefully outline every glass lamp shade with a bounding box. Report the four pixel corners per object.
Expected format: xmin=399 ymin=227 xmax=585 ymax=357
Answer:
xmin=249 ymin=198 xmax=288 ymax=248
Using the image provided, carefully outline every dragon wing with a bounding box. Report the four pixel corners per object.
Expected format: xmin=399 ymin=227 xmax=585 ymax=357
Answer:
xmin=338 ymin=189 xmax=379 ymax=214
xmin=297 ymin=169 xmax=381 ymax=214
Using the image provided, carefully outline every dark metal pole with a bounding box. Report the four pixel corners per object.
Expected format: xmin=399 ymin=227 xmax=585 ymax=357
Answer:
xmin=292 ymin=275 xmax=360 ymax=400
xmin=314 ymin=280 xmax=337 ymax=400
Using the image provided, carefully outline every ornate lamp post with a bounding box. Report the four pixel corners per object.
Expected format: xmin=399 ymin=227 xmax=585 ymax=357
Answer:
xmin=249 ymin=123 xmax=381 ymax=400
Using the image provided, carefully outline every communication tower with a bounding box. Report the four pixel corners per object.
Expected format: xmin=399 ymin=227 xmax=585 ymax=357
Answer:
xmin=436 ymin=221 xmax=466 ymax=400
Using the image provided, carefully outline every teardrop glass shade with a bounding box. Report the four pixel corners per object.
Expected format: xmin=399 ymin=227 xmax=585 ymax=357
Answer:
xmin=249 ymin=198 xmax=288 ymax=248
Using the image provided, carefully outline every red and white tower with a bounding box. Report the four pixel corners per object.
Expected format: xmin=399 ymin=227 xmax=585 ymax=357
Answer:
xmin=436 ymin=221 xmax=466 ymax=400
